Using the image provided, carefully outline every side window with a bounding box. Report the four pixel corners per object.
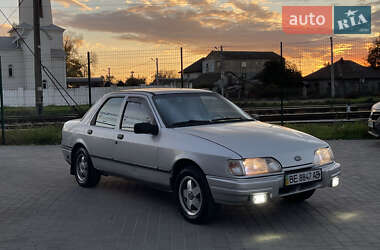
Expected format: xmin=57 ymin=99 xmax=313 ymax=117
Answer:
xmin=95 ymin=97 xmax=124 ymax=129
xmin=8 ymin=65 xmax=13 ymax=78
xmin=121 ymin=97 xmax=155 ymax=132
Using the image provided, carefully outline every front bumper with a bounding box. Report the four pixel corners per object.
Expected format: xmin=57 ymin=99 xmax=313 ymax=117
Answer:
xmin=368 ymin=118 xmax=380 ymax=138
xmin=206 ymin=162 xmax=341 ymax=205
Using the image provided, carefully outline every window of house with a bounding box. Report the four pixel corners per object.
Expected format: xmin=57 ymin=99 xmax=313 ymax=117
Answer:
xmin=216 ymin=61 xmax=221 ymax=70
xmin=8 ymin=65 xmax=13 ymax=78
xmin=95 ymin=97 xmax=124 ymax=129
xmin=205 ymin=63 xmax=209 ymax=73
xmin=121 ymin=97 xmax=156 ymax=132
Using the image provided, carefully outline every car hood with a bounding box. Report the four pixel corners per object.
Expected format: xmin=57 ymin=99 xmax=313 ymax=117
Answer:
xmin=177 ymin=121 xmax=328 ymax=167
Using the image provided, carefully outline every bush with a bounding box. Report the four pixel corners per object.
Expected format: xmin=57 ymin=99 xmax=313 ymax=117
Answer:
xmin=0 ymin=126 xmax=62 ymax=145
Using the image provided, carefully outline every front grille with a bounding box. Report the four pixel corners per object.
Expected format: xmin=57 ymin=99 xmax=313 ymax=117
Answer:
xmin=279 ymin=180 xmax=321 ymax=195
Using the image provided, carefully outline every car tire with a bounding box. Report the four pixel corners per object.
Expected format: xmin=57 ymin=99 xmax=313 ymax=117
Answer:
xmin=175 ymin=167 xmax=216 ymax=224
xmin=283 ymin=189 xmax=315 ymax=202
xmin=73 ymin=147 xmax=101 ymax=188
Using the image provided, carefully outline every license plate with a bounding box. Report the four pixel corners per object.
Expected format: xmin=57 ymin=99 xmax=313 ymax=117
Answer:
xmin=285 ymin=169 xmax=322 ymax=186
xmin=368 ymin=120 xmax=374 ymax=128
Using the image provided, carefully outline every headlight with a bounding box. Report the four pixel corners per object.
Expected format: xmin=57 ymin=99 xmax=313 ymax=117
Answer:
xmin=314 ymin=147 xmax=334 ymax=166
xmin=228 ymin=158 xmax=282 ymax=176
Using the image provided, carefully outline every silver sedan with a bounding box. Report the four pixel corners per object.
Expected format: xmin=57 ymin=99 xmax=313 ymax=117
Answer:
xmin=61 ymin=88 xmax=341 ymax=223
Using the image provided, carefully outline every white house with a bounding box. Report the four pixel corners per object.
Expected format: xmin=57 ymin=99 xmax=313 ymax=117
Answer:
xmin=0 ymin=0 xmax=65 ymax=90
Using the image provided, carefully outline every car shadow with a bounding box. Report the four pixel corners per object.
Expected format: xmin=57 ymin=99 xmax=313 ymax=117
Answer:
xmin=91 ymin=176 xmax=334 ymax=230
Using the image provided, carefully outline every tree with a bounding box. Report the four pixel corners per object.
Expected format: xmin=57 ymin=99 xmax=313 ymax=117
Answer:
xmin=256 ymin=60 xmax=303 ymax=88
xmin=126 ymin=77 xmax=146 ymax=86
xmin=105 ymin=74 xmax=115 ymax=83
xmin=82 ymin=53 xmax=98 ymax=77
xmin=367 ymin=35 xmax=380 ymax=69
xmin=64 ymin=33 xmax=86 ymax=77
xmin=117 ymin=80 xmax=125 ymax=87
xmin=150 ymin=70 xmax=177 ymax=85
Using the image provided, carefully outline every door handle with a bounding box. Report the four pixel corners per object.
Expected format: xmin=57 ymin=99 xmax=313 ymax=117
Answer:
xmin=117 ymin=134 xmax=124 ymax=140
xmin=87 ymin=129 xmax=93 ymax=135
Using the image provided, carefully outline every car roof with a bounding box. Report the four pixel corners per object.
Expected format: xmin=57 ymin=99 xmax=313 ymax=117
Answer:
xmin=116 ymin=88 xmax=213 ymax=95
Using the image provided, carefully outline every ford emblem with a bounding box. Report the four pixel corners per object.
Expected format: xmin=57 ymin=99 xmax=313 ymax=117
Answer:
xmin=294 ymin=156 xmax=302 ymax=161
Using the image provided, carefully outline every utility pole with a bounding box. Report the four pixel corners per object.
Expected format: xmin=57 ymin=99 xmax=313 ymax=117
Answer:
xmin=0 ymin=57 xmax=5 ymax=145
xmin=33 ymin=0 xmax=43 ymax=115
xmin=108 ymin=67 xmax=111 ymax=82
xmin=155 ymin=58 xmax=159 ymax=86
xmin=280 ymin=42 xmax=284 ymax=126
xmin=87 ymin=52 xmax=92 ymax=107
xmin=330 ymin=36 xmax=335 ymax=98
xmin=180 ymin=47 xmax=184 ymax=88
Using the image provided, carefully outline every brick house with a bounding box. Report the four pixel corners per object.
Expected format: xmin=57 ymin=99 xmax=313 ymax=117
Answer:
xmin=303 ymin=58 xmax=380 ymax=98
xmin=184 ymin=51 xmax=281 ymax=89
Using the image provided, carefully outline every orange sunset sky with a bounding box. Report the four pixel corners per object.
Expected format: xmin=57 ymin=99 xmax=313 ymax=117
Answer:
xmin=0 ymin=0 xmax=379 ymax=81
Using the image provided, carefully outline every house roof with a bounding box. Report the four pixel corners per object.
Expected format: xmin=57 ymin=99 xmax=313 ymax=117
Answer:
xmin=9 ymin=23 xmax=65 ymax=33
xmin=9 ymin=23 xmax=33 ymax=33
xmin=184 ymin=57 xmax=204 ymax=73
xmin=304 ymin=58 xmax=380 ymax=81
xmin=0 ymin=37 xmax=17 ymax=50
xmin=41 ymin=24 xmax=65 ymax=32
xmin=206 ymin=51 xmax=281 ymax=61
xmin=191 ymin=73 xmax=221 ymax=89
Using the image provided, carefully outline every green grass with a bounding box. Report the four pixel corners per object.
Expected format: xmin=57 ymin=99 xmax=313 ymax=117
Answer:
xmin=3 ymin=105 xmax=89 ymax=117
xmin=0 ymin=122 xmax=372 ymax=145
xmin=0 ymin=125 xmax=63 ymax=145
xmin=285 ymin=121 xmax=372 ymax=140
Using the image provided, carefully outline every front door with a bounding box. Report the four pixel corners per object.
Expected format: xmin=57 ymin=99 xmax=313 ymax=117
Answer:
xmin=113 ymin=96 xmax=159 ymax=178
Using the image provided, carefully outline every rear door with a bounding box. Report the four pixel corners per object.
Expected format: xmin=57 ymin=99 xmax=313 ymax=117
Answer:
xmin=84 ymin=96 xmax=125 ymax=173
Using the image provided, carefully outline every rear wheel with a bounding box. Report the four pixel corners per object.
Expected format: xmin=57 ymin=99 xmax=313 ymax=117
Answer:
xmin=175 ymin=167 xmax=216 ymax=224
xmin=74 ymin=147 xmax=101 ymax=188
xmin=283 ymin=189 xmax=315 ymax=202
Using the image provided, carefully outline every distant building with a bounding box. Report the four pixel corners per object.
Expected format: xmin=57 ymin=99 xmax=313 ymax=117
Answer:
xmin=67 ymin=77 xmax=105 ymax=88
xmin=183 ymin=50 xmax=281 ymax=89
xmin=303 ymin=58 xmax=380 ymax=98
xmin=183 ymin=58 xmax=204 ymax=81
xmin=0 ymin=0 xmax=65 ymax=90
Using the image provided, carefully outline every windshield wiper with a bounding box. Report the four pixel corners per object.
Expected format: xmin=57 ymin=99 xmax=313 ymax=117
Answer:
xmin=170 ymin=120 xmax=211 ymax=128
xmin=211 ymin=117 xmax=253 ymax=123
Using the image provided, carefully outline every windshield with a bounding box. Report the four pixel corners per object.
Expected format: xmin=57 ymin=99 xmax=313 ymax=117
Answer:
xmin=153 ymin=93 xmax=253 ymax=128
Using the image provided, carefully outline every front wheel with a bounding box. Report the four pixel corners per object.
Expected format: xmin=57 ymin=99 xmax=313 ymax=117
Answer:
xmin=74 ymin=147 xmax=101 ymax=188
xmin=283 ymin=189 xmax=315 ymax=202
xmin=175 ymin=167 xmax=216 ymax=224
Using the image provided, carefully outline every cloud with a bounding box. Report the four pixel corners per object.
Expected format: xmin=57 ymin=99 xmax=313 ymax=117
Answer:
xmin=58 ymin=0 xmax=289 ymax=47
xmin=53 ymin=0 xmax=92 ymax=10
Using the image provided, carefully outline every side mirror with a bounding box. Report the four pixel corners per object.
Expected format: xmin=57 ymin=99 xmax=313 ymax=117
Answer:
xmin=134 ymin=123 xmax=159 ymax=136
